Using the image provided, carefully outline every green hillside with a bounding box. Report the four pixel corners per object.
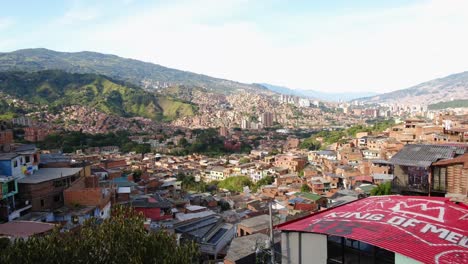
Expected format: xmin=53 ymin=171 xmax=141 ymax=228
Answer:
xmin=0 ymin=70 xmax=196 ymax=121
xmin=428 ymin=99 xmax=468 ymax=110
xmin=0 ymin=48 xmax=267 ymax=95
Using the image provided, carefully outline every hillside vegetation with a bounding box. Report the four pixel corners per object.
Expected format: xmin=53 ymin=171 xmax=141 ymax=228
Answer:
xmin=428 ymin=99 xmax=468 ymax=110
xmin=0 ymin=70 xmax=196 ymax=121
xmin=0 ymin=48 xmax=267 ymax=95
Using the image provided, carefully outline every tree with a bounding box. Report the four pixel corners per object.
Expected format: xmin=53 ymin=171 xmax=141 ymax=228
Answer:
xmin=132 ymin=169 xmax=142 ymax=182
xmin=239 ymin=157 xmax=250 ymax=164
xmin=301 ymin=184 xmax=311 ymax=192
xmin=218 ymin=176 xmax=253 ymax=192
xmin=252 ymin=176 xmax=275 ymax=192
xmin=370 ymin=181 xmax=392 ymax=196
xmin=0 ymin=206 xmax=199 ymax=264
xmin=219 ymin=200 xmax=231 ymax=211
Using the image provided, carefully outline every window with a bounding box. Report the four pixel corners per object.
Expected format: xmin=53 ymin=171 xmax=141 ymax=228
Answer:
xmin=54 ymin=195 xmax=61 ymax=202
xmin=40 ymin=199 xmax=45 ymax=207
xmin=13 ymin=159 xmax=18 ymax=168
xmin=407 ymin=166 xmax=429 ymax=190
xmin=25 ymin=156 xmax=31 ymax=163
xmin=432 ymin=167 xmax=447 ymax=192
xmin=327 ymin=236 xmax=394 ymax=264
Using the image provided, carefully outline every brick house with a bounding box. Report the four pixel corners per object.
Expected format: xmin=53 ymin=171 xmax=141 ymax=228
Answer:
xmin=63 ymin=175 xmax=112 ymax=219
xmin=431 ymin=153 xmax=468 ymax=198
xmin=18 ymin=168 xmax=84 ymax=211
xmin=274 ymin=155 xmax=307 ymax=173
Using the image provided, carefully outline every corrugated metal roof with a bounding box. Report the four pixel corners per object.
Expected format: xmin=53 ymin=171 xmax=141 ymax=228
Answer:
xmin=277 ymin=196 xmax=468 ymax=264
xmin=433 ymin=153 xmax=468 ymax=168
xmin=389 ymin=144 xmax=462 ymax=167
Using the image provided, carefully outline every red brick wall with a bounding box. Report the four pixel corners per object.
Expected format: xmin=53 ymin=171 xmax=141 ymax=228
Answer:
xmin=0 ymin=130 xmax=13 ymax=145
xmin=84 ymin=176 xmax=99 ymax=188
xmin=102 ymin=160 xmax=127 ymax=169
xmin=64 ymin=188 xmax=109 ymax=208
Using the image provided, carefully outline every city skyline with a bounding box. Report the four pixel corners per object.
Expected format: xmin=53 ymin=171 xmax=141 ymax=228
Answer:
xmin=1 ymin=0 xmax=468 ymax=93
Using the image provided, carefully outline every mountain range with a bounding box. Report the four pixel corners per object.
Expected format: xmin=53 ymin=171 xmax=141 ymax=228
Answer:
xmin=0 ymin=48 xmax=267 ymax=95
xmin=354 ymin=71 xmax=468 ymax=105
xmin=257 ymin=83 xmax=378 ymax=102
xmin=0 ymin=48 xmax=466 ymax=110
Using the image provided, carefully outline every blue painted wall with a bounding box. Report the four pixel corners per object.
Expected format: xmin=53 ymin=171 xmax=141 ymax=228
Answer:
xmin=0 ymin=160 xmax=13 ymax=176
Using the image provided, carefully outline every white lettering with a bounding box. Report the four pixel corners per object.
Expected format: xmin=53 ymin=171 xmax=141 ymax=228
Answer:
xmin=387 ymin=216 xmax=406 ymax=225
xmin=420 ymin=224 xmax=450 ymax=239
xmin=326 ymin=212 xmax=339 ymax=218
xmin=446 ymin=232 xmax=463 ymax=244
xmin=367 ymin=214 xmax=385 ymax=221
xmin=341 ymin=212 xmax=352 ymax=217
xmin=459 ymin=236 xmax=468 ymax=248
xmin=402 ymin=219 xmax=421 ymax=228
xmin=346 ymin=213 xmax=370 ymax=219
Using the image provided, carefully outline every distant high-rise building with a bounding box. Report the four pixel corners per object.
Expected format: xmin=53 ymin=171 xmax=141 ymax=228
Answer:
xmin=260 ymin=112 xmax=273 ymax=127
xmin=12 ymin=116 xmax=34 ymax=127
xmin=298 ymin=98 xmax=310 ymax=107
xmin=241 ymin=119 xmax=250 ymax=129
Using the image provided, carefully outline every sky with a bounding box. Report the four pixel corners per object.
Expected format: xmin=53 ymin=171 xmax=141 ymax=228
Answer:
xmin=1 ymin=0 xmax=468 ymax=93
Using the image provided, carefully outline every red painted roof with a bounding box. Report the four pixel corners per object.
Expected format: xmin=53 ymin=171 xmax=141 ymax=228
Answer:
xmin=277 ymin=195 xmax=468 ymax=264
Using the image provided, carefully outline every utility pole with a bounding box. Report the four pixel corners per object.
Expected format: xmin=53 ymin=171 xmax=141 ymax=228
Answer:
xmin=269 ymin=200 xmax=275 ymax=264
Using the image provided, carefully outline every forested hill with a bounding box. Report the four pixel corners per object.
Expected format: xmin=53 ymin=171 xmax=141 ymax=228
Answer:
xmin=0 ymin=48 xmax=267 ymax=94
xmin=0 ymin=70 xmax=196 ymax=121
